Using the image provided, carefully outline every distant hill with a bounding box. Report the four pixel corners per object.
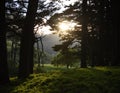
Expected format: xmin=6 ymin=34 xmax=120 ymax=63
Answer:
xmin=40 ymin=34 xmax=60 ymax=55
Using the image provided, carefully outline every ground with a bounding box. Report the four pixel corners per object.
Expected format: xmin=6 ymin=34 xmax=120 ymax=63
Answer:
xmin=0 ymin=65 xmax=120 ymax=93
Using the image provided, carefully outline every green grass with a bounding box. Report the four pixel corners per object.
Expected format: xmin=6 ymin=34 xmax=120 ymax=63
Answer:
xmin=0 ymin=65 xmax=120 ymax=93
xmin=34 ymin=64 xmax=68 ymax=73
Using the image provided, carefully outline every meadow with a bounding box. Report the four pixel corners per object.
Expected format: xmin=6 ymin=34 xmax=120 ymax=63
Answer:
xmin=0 ymin=65 xmax=120 ymax=93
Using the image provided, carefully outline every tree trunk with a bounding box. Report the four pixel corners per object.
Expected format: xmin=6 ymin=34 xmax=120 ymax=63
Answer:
xmin=11 ymin=40 xmax=14 ymax=61
xmin=39 ymin=37 xmax=44 ymax=67
xmin=80 ymin=0 xmax=88 ymax=68
xmin=111 ymin=0 xmax=119 ymax=66
xmin=19 ymin=0 xmax=38 ymax=79
xmin=91 ymin=54 xmax=95 ymax=67
xmin=0 ymin=0 xmax=10 ymax=85
xmin=13 ymin=42 xmax=17 ymax=64
xmin=37 ymin=39 xmax=41 ymax=67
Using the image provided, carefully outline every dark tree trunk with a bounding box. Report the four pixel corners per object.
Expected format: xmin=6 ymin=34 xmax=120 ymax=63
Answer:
xmin=67 ymin=64 xmax=69 ymax=69
xmin=91 ymin=54 xmax=95 ymax=67
xmin=80 ymin=0 xmax=88 ymax=68
xmin=110 ymin=0 xmax=119 ymax=66
xmin=19 ymin=0 xmax=38 ymax=79
xmin=98 ymin=0 xmax=105 ymax=66
xmin=0 ymin=0 xmax=10 ymax=85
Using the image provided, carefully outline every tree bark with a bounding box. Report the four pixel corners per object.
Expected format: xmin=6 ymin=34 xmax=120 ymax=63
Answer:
xmin=111 ymin=0 xmax=119 ymax=66
xmin=19 ymin=0 xmax=38 ymax=78
xmin=80 ymin=0 xmax=88 ymax=68
xmin=0 ymin=0 xmax=10 ymax=85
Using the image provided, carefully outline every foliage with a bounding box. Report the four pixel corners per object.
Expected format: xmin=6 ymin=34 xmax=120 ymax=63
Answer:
xmin=48 ymin=0 xmax=119 ymax=66
xmin=51 ymin=49 xmax=79 ymax=68
xmin=1 ymin=66 xmax=120 ymax=93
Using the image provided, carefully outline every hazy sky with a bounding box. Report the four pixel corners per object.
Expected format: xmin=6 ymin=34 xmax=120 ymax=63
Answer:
xmin=45 ymin=0 xmax=79 ymax=13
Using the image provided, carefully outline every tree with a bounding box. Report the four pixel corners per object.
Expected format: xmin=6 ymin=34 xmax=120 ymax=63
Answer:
xmin=110 ymin=0 xmax=119 ymax=65
xmin=48 ymin=0 xmax=88 ymax=68
xmin=18 ymin=0 xmax=38 ymax=78
xmin=52 ymin=49 xmax=79 ymax=68
xmin=48 ymin=0 xmax=118 ymax=67
xmin=87 ymin=0 xmax=119 ymax=66
xmin=0 ymin=0 xmax=10 ymax=85
xmin=80 ymin=0 xmax=88 ymax=67
xmin=5 ymin=0 xmax=60 ymax=78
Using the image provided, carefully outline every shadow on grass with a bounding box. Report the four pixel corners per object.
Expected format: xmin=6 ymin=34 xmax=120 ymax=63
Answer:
xmin=1 ymin=66 xmax=120 ymax=93
xmin=0 ymin=77 xmax=31 ymax=93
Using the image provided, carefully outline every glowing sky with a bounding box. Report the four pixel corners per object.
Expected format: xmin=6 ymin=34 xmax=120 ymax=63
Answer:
xmin=37 ymin=0 xmax=79 ymax=35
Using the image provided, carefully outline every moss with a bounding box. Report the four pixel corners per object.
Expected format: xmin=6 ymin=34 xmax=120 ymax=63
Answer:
xmin=1 ymin=66 xmax=120 ymax=93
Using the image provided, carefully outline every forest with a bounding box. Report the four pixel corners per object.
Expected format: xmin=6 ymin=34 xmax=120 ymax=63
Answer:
xmin=0 ymin=0 xmax=120 ymax=93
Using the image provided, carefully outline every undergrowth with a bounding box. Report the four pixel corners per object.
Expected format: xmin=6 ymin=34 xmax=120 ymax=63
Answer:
xmin=0 ymin=66 xmax=120 ymax=93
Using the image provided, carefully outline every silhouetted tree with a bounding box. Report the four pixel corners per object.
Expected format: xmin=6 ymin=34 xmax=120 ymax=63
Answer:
xmin=0 ymin=0 xmax=10 ymax=85
xmin=110 ymin=0 xmax=119 ymax=66
xmin=88 ymin=0 xmax=119 ymax=66
xmin=19 ymin=0 xmax=38 ymax=78
xmin=49 ymin=0 xmax=88 ymax=68
xmin=49 ymin=0 xmax=119 ymax=67
xmin=5 ymin=0 xmax=60 ymax=78
xmin=80 ymin=0 xmax=88 ymax=67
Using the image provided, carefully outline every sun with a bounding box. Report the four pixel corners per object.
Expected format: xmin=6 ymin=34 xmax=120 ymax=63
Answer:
xmin=58 ymin=21 xmax=77 ymax=32
xmin=59 ymin=21 xmax=70 ymax=31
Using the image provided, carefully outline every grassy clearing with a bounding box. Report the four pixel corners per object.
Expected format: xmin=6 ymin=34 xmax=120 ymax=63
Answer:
xmin=0 ymin=65 xmax=120 ymax=93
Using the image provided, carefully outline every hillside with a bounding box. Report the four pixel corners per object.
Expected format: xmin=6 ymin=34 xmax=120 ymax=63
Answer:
xmin=1 ymin=66 xmax=120 ymax=93
xmin=39 ymin=34 xmax=60 ymax=55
